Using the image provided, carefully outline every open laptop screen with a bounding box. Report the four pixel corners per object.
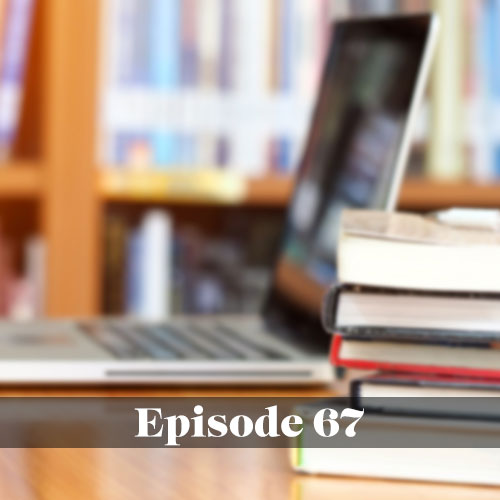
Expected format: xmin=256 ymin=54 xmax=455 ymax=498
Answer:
xmin=263 ymin=14 xmax=436 ymax=347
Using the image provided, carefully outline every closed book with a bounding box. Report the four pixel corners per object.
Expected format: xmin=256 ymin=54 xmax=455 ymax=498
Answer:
xmin=331 ymin=334 xmax=500 ymax=378
xmin=293 ymin=399 xmax=500 ymax=486
xmin=294 ymin=440 xmax=500 ymax=486
xmin=102 ymin=214 xmax=128 ymax=314
xmin=338 ymin=210 xmax=500 ymax=293
xmin=351 ymin=372 xmax=500 ymax=420
xmin=322 ymin=284 xmax=500 ymax=343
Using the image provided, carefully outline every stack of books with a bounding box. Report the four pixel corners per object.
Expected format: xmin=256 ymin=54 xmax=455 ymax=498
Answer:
xmin=293 ymin=208 xmax=500 ymax=485
xmin=325 ymin=209 xmax=500 ymax=379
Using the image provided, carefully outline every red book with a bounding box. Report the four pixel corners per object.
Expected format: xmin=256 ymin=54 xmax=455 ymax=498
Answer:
xmin=330 ymin=334 xmax=500 ymax=379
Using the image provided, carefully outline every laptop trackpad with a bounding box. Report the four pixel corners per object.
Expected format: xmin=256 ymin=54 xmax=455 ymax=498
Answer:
xmin=0 ymin=322 xmax=112 ymax=360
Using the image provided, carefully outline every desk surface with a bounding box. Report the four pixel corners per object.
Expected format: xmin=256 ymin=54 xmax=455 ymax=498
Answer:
xmin=0 ymin=386 xmax=499 ymax=500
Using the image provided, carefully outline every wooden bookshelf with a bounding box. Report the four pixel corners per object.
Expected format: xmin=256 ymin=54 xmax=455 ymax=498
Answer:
xmin=399 ymin=179 xmax=500 ymax=209
xmin=5 ymin=0 xmax=500 ymax=319
xmin=99 ymin=170 xmax=294 ymax=206
xmin=245 ymin=177 xmax=500 ymax=209
xmin=99 ymin=171 xmax=500 ymax=210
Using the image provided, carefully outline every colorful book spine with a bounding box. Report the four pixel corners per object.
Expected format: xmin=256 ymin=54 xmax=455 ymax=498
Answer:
xmin=482 ymin=0 xmax=500 ymax=178
xmin=277 ymin=0 xmax=293 ymax=93
xmin=467 ymin=0 xmax=490 ymax=181
xmin=149 ymin=0 xmax=181 ymax=166
xmin=0 ymin=0 xmax=35 ymax=160
xmin=180 ymin=0 xmax=198 ymax=87
xmin=115 ymin=0 xmax=139 ymax=84
xmin=218 ymin=0 xmax=234 ymax=91
xmin=132 ymin=0 xmax=151 ymax=85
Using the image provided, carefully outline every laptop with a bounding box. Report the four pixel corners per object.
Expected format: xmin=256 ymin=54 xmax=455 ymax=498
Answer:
xmin=0 ymin=14 xmax=438 ymax=384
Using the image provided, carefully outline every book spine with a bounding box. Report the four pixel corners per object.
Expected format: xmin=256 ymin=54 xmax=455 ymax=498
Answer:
xmin=426 ymin=0 xmax=466 ymax=180
xmin=97 ymin=0 xmax=118 ymax=164
xmin=102 ymin=214 xmax=128 ymax=314
xmin=467 ymin=0 xmax=490 ymax=181
xmin=0 ymin=0 xmax=35 ymax=160
xmin=231 ymin=0 xmax=271 ymax=175
xmin=196 ymin=0 xmax=220 ymax=167
xmin=278 ymin=0 xmax=293 ymax=93
xmin=125 ymin=228 xmax=142 ymax=316
xmin=218 ymin=0 xmax=234 ymax=91
xmin=132 ymin=0 xmax=151 ymax=85
xmin=0 ymin=0 xmax=8 ymax=89
xmin=321 ymin=285 xmax=342 ymax=335
xmin=138 ymin=210 xmax=173 ymax=320
xmin=180 ymin=0 xmax=198 ymax=87
xmin=24 ymin=234 xmax=45 ymax=317
xmin=483 ymin=0 xmax=500 ymax=179
xmin=149 ymin=0 xmax=181 ymax=167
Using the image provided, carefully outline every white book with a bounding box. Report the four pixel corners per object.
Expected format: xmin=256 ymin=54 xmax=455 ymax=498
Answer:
xmin=231 ymin=0 xmax=273 ymax=174
xmin=294 ymin=400 xmax=500 ymax=486
xmin=197 ymin=0 xmax=221 ymax=166
xmin=25 ymin=235 xmax=45 ymax=318
xmin=233 ymin=0 xmax=271 ymax=95
xmin=138 ymin=210 xmax=172 ymax=320
xmin=338 ymin=210 xmax=500 ymax=293
xmin=197 ymin=0 xmax=220 ymax=88
xmin=295 ymin=448 xmax=500 ymax=486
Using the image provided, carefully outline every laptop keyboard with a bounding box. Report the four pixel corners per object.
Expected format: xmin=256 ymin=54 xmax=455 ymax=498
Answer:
xmin=79 ymin=320 xmax=290 ymax=361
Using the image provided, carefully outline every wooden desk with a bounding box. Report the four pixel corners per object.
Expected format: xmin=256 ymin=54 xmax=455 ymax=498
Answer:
xmin=0 ymin=386 xmax=499 ymax=500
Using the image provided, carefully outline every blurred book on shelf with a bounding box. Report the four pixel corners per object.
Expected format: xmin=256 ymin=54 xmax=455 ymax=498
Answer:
xmin=0 ymin=0 xmax=35 ymax=162
xmin=102 ymin=208 xmax=281 ymax=318
xmin=293 ymin=400 xmax=500 ymax=485
xmin=0 ymin=223 xmax=44 ymax=320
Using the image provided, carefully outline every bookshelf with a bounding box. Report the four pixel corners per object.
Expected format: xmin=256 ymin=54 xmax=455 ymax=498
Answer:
xmin=99 ymin=170 xmax=500 ymax=210
xmin=399 ymin=179 xmax=500 ymax=210
xmin=4 ymin=0 xmax=500 ymax=318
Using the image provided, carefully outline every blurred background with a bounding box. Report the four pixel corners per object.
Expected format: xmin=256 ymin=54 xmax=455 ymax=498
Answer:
xmin=0 ymin=0 xmax=495 ymax=321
